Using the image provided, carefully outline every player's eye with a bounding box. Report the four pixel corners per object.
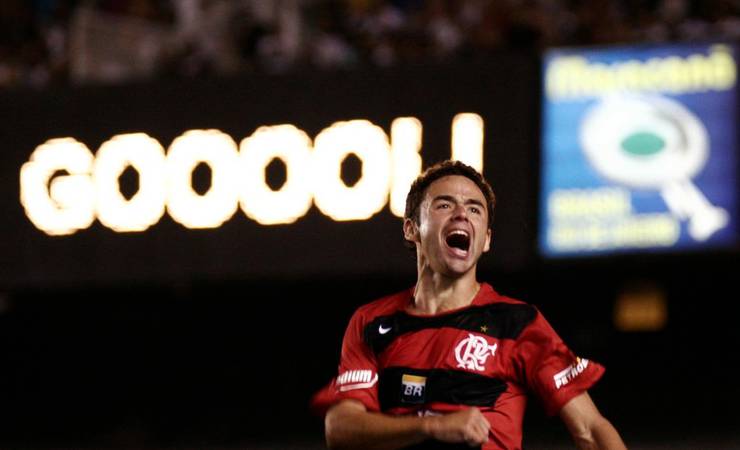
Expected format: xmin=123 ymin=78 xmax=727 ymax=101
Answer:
xmin=470 ymin=206 xmax=480 ymax=214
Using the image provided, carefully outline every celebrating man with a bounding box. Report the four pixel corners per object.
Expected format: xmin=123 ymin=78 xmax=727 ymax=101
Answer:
xmin=313 ymin=160 xmax=626 ymax=450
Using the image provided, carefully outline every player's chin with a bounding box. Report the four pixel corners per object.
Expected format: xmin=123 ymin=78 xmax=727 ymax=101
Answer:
xmin=442 ymin=260 xmax=474 ymax=277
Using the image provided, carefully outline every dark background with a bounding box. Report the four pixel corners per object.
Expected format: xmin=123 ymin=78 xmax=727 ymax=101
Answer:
xmin=1 ymin=52 xmax=739 ymax=448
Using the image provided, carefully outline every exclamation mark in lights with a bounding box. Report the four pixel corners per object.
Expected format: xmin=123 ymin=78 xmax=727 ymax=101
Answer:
xmin=452 ymin=113 xmax=485 ymax=173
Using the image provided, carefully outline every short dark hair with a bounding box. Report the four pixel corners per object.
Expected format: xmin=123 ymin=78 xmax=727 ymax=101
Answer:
xmin=404 ymin=160 xmax=496 ymax=231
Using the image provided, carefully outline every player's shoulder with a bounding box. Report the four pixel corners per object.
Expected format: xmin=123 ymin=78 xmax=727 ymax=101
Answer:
xmin=477 ymin=282 xmax=541 ymax=330
xmin=349 ymin=288 xmax=413 ymax=325
xmin=478 ymin=282 xmax=532 ymax=307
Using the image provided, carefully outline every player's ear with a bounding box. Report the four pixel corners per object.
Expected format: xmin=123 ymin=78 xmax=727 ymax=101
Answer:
xmin=483 ymin=228 xmax=492 ymax=253
xmin=403 ymin=218 xmax=420 ymax=243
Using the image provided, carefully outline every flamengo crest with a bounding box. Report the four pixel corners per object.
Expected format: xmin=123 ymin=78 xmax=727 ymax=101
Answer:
xmin=455 ymin=333 xmax=497 ymax=371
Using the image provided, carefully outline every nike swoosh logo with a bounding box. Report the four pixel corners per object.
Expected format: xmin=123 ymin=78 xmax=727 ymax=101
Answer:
xmin=379 ymin=325 xmax=392 ymax=334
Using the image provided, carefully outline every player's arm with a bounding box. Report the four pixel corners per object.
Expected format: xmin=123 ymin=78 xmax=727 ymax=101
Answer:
xmin=325 ymin=399 xmax=490 ymax=450
xmin=559 ymin=392 xmax=627 ymax=450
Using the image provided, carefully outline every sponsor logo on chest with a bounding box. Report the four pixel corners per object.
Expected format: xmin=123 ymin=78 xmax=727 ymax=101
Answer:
xmin=454 ymin=332 xmax=498 ymax=372
xmin=400 ymin=374 xmax=427 ymax=404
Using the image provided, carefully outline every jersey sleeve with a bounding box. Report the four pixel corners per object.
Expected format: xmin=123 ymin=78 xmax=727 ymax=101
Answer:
xmin=512 ymin=308 xmax=605 ymax=416
xmin=310 ymin=308 xmax=381 ymax=416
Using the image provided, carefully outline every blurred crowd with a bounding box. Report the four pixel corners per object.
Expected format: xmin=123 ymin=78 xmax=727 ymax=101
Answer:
xmin=1 ymin=0 xmax=738 ymax=89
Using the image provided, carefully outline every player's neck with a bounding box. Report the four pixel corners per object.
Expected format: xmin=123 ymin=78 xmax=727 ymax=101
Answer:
xmin=410 ymin=271 xmax=480 ymax=315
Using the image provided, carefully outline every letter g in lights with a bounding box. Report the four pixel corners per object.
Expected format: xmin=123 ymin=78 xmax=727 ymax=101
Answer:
xmin=20 ymin=138 xmax=96 ymax=236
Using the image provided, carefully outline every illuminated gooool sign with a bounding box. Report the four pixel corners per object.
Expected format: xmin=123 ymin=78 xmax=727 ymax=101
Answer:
xmin=20 ymin=114 xmax=484 ymax=235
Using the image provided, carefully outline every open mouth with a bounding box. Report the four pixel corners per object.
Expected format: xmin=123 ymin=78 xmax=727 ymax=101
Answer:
xmin=445 ymin=230 xmax=470 ymax=254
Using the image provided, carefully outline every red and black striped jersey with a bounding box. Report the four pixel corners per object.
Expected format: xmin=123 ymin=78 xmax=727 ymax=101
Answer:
xmin=312 ymin=283 xmax=605 ymax=450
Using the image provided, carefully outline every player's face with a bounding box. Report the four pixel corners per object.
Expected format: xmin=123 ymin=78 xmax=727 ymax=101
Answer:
xmin=406 ymin=175 xmax=492 ymax=277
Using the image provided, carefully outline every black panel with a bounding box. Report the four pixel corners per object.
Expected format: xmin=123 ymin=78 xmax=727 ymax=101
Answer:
xmin=364 ymin=303 xmax=537 ymax=355
xmin=0 ymin=57 xmax=539 ymax=289
xmin=379 ymin=366 xmax=508 ymax=411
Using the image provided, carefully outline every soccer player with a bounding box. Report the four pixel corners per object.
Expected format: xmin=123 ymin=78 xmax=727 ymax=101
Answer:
xmin=312 ymin=160 xmax=626 ymax=450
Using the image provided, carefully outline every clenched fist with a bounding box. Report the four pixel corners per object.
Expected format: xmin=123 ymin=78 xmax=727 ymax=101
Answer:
xmin=423 ymin=408 xmax=491 ymax=446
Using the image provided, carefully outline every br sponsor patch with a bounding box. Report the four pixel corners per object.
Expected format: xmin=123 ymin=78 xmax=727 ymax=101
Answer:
xmin=400 ymin=374 xmax=427 ymax=404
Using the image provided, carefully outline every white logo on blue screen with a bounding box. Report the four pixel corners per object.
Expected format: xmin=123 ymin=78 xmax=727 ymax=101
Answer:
xmin=579 ymin=94 xmax=728 ymax=241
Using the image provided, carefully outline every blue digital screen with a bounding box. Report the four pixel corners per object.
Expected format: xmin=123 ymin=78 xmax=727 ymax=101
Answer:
xmin=539 ymin=42 xmax=738 ymax=257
